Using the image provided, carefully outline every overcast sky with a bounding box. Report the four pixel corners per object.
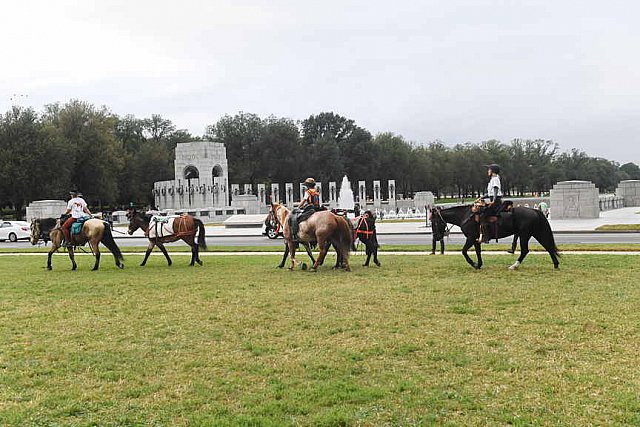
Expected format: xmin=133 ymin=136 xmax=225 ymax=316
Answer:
xmin=1 ymin=0 xmax=638 ymax=163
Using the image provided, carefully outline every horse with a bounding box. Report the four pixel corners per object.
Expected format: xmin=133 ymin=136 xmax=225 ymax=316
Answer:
xmin=268 ymin=203 xmax=353 ymax=271
xmin=354 ymin=211 xmax=380 ymax=267
xmin=431 ymin=204 xmax=560 ymax=270
xmin=126 ymin=209 xmax=207 ymax=266
xmin=30 ymin=217 xmax=124 ymax=271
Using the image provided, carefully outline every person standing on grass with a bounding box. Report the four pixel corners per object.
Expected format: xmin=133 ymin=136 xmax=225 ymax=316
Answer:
xmin=428 ymin=205 xmax=446 ymax=255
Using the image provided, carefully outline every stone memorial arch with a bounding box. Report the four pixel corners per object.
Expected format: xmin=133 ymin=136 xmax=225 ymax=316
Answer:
xmin=153 ymin=141 xmax=229 ymax=210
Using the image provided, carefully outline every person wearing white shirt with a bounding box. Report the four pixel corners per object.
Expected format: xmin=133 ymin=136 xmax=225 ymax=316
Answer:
xmin=61 ymin=190 xmax=92 ymax=247
xmin=480 ymin=164 xmax=503 ymax=243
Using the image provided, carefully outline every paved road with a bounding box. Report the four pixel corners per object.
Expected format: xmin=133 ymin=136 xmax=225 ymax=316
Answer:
xmin=4 ymin=232 xmax=638 ymax=249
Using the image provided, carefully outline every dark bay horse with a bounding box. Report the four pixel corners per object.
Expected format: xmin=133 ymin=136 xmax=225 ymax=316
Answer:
xmin=431 ymin=205 xmax=560 ymax=270
xmin=354 ymin=211 xmax=380 ymax=267
xmin=269 ymin=203 xmax=353 ymax=271
xmin=127 ymin=210 xmax=206 ymax=266
xmin=30 ymin=217 xmax=124 ymax=271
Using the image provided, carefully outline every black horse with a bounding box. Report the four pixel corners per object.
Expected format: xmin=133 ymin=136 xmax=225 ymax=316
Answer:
xmin=354 ymin=211 xmax=380 ymax=267
xmin=431 ymin=205 xmax=559 ymax=270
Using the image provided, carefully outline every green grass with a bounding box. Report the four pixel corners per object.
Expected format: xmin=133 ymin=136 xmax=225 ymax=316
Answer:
xmin=596 ymin=224 xmax=640 ymax=231
xmin=1 ymin=254 xmax=640 ymax=425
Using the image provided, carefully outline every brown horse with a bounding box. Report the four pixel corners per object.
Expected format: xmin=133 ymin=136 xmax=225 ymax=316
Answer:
xmin=268 ymin=203 xmax=353 ymax=271
xmin=126 ymin=209 xmax=207 ymax=266
xmin=30 ymin=217 xmax=124 ymax=271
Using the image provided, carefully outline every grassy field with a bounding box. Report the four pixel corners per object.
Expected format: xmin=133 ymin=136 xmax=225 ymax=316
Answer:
xmin=596 ymin=224 xmax=640 ymax=231
xmin=1 ymin=254 xmax=640 ymax=426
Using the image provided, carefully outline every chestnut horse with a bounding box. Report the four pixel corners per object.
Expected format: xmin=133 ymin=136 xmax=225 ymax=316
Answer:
xmin=126 ymin=209 xmax=207 ymax=266
xmin=30 ymin=217 xmax=124 ymax=271
xmin=268 ymin=203 xmax=353 ymax=271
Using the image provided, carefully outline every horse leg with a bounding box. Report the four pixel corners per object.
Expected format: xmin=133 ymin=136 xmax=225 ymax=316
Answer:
xmin=363 ymin=242 xmax=371 ymax=267
xmin=373 ymin=245 xmax=380 ymax=267
xmin=91 ymin=241 xmax=101 ymax=271
xmin=303 ymin=242 xmax=316 ymax=265
xmin=157 ymin=242 xmax=172 ymax=266
xmin=141 ymin=240 xmax=155 ymax=266
xmin=474 ymin=241 xmax=483 ymax=269
xmin=278 ymin=243 xmax=289 ymax=268
xmin=288 ymin=240 xmax=299 ymax=270
xmin=510 ymin=235 xmax=531 ymax=270
xmin=47 ymin=248 xmax=55 ymax=270
xmin=462 ymin=238 xmax=479 ymax=269
xmin=191 ymin=236 xmax=203 ymax=266
xmin=186 ymin=236 xmax=202 ymax=266
xmin=68 ymin=247 xmax=77 ymax=271
xmin=312 ymin=239 xmax=330 ymax=270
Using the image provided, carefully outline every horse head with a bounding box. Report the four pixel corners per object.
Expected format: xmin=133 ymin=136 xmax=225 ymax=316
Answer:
xmin=126 ymin=209 xmax=147 ymax=235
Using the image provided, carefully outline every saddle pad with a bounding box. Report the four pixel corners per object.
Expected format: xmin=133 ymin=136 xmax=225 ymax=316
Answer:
xmin=71 ymin=216 xmax=90 ymax=235
xmin=147 ymin=216 xmax=176 ymax=239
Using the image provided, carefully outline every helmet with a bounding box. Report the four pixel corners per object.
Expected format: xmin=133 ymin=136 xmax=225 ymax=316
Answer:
xmin=69 ymin=190 xmax=78 ymax=196
xmin=303 ymin=177 xmax=316 ymax=187
xmin=485 ymin=164 xmax=501 ymax=174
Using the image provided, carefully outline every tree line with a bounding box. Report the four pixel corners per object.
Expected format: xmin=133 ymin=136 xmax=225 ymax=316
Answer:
xmin=1 ymin=101 xmax=639 ymax=216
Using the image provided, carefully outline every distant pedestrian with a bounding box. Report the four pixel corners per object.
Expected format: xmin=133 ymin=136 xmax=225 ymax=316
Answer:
xmin=428 ymin=206 xmax=446 ymax=255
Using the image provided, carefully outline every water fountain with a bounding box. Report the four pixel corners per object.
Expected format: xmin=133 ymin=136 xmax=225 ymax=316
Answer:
xmin=337 ymin=175 xmax=355 ymax=211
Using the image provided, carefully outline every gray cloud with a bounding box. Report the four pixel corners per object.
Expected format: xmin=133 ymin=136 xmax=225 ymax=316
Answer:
xmin=2 ymin=0 xmax=638 ymax=163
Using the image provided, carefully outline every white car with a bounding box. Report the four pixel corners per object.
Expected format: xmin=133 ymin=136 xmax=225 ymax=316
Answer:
xmin=0 ymin=220 xmax=31 ymax=242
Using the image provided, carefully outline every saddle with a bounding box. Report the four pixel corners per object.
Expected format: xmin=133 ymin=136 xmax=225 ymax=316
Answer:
xmin=71 ymin=216 xmax=90 ymax=235
xmin=290 ymin=206 xmax=316 ymax=240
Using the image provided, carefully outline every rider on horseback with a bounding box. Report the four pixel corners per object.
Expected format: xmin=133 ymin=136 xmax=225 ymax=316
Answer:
xmin=479 ymin=164 xmax=503 ymax=243
xmin=61 ymin=190 xmax=92 ymax=248
xmin=291 ymin=178 xmax=321 ymax=240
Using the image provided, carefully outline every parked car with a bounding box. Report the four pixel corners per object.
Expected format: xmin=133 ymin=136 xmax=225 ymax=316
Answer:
xmin=0 ymin=220 xmax=31 ymax=242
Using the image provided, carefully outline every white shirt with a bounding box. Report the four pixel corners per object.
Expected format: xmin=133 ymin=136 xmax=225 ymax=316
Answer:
xmin=487 ymin=175 xmax=502 ymax=198
xmin=67 ymin=197 xmax=88 ymax=219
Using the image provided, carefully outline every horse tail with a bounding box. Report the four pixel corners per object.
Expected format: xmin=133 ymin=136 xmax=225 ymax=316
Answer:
xmin=194 ymin=218 xmax=207 ymax=250
xmin=534 ymin=209 xmax=560 ymax=258
xmin=334 ymin=216 xmax=353 ymax=256
xmin=101 ymin=222 xmax=124 ymax=263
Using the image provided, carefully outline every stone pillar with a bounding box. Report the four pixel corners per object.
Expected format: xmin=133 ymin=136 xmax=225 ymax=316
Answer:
xmin=358 ymin=181 xmax=366 ymax=204
xmin=299 ymin=183 xmax=306 ymax=202
xmin=413 ymin=191 xmax=434 ymax=210
xmin=271 ymin=183 xmax=280 ymax=204
xmin=373 ymin=180 xmax=381 ymax=208
xmin=550 ymin=180 xmax=599 ymax=219
xmin=244 ymin=183 xmax=253 ymax=195
xmin=231 ymin=184 xmax=240 ymax=201
xmin=316 ymin=182 xmax=323 ymax=204
xmin=329 ymin=181 xmax=337 ymax=207
xmin=285 ymin=183 xmax=294 ymax=207
xmin=388 ymin=180 xmax=396 ymax=209
xmin=257 ymin=184 xmax=266 ymax=205
xmin=616 ymin=180 xmax=640 ymax=207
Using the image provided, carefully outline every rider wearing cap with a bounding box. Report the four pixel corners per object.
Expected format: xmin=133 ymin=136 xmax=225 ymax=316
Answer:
xmin=479 ymin=164 xmax=503 ymax=243
xmin=298 ymin=178 xmax=321 ymax=210
xmin=61 ymin=190 xmax=91 ymax=247
xmin=291 ymin=178 xmax=321 ymax=240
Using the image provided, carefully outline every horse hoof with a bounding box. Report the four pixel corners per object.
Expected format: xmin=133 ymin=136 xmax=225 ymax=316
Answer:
xmin=197 ymin=260 xmax=203 ymax=266
xmin=344 ymin=267 xmax=351 ymax=272
xmin=375 ymin=262 xmax=381 ymax=267
xmin=301 ymin=263 xmax=308 ymax=270
xmin=118 ymin=264 xmax=124 ymax=269
xmin=47 ymin=266 xmax=52 ymax=271
xmin=362 ymin=263 xmax=368 ymax=267
xmin=140 ymin=263 xmax=146 ymax=267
